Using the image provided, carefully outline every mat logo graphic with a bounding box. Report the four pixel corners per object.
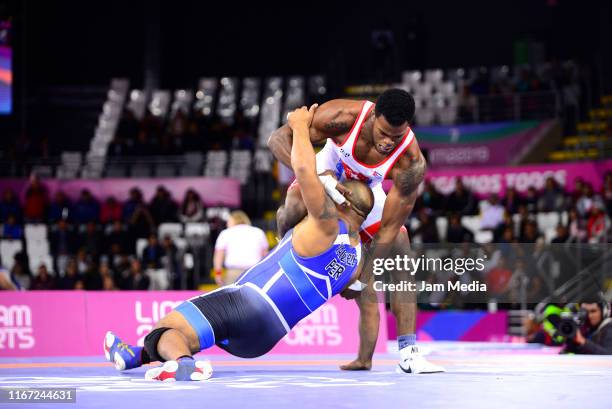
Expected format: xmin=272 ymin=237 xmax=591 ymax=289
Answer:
xmin=134 ymin=300 xmax=182 ymax=346
xmin=0 ymin=305 xmax=34 ymax=350
xmin=283 ymin=304 xmax=341 ymax=346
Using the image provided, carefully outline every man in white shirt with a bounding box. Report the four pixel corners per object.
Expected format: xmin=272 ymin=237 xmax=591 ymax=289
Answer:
xmin=213 ymin=210 xmax=269 ymax=285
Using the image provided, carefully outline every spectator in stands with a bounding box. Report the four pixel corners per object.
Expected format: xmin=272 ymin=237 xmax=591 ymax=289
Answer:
xmin=76 ymin=248 xmax=90 ymax=274
xmin=99 ymin=261 xmax=116 ymax=291
xmin=213 ymin=210 xmax=269 ymax=285
xmin=23 ymin=174 xmax=48 ymax=222
xmin=48 ymin=191 xmax=72 ymax=223
xmin=127 ymin=202 xmax=155 ymax=241
xmin=100 ymin=196 xmax=123 ymax=224
xmin=493 ymin=211 xmax=515 ymax=242
xmin=445 ymin=179 xmax=476 ymax=215
xmin=0 ymin=189 xmax=22 ymax=223
xmin=485 ymin=256 xmax=513 ymax=297
xmin=161 ymin=235 xmax=182 ymax=290
xmin=567 ymin=208 xmax=587 ymax=243
xmin=73 ymin=189 xmax=100 ymax=224
xmin=104 ymin=220 xmax=128 ymax=255
xmin=521 ymin=220 xmax=543 ymax=244
xmin=516 ymin=204 xmax=535 ymax=239
xmin=107 ymin=136 xmax=128 ymax=158
xmin=116 ymin=108 xmax=140 ymax=144
xmin=551 ymin=224 xmax=570 ymax=244
xmin=1 ymin=214 xmax=23 ymax=239
xmin=122 ymin=259 xmax=150 ymax=290
xmin=603 ymin=172 xmax=612 ymax=218
xmin=480 ymin=194 xmax=505 ymax=230
xmin=524 ymin=187 xmax=539 ymax=214
xmin=576 ymin=183 xmax=605 ymax=218
xmin=10 ymin=258 xmax=30 ymax=290
xmin=149 ymin=186 xmax=178 ymax=225
xmin=141 ymin=233 xmax=164 ymax=269
xmin=82 ymin=261 xmax=103 ymax=290
xmin=445 ymin=213 xmax=474 ymax=243
xmin=50 ymin=219 xmax=77 ymax=260
xmin=102 ymin=274 xmax=117 ymax=291
xmin=122 ymin=188 xmax=144 ymax=222
xmin=415 ymin=180 xmax=443 ymax=215
xmin=570 ymin=177 xmax=585 ymax=209
xmin=81 ymin=221 xmax=104 ymax=259
xmin=502 ymin=187 xmax=522 ymax=214
xmin=30 ymin=264 xmax=55 ymax=290
xmin=179 ymin=189 xmax=204 ymax=223
xmin=57 ymin=258 xmax=81 ymax=290
xmin=538 ymin=177 xmax=564 ymax=213
xmin=586 ymin=204 xmax=608 ymax=243
xmin=412 ymin=208 xmax=439 ymax=243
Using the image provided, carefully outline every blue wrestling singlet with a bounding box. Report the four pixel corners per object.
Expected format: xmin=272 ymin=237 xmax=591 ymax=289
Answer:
xmin=175 ymin=219 xmax=361 ymax=358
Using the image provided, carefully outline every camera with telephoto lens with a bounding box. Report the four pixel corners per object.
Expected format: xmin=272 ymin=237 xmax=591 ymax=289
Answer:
xmin=556 ymin=309 xmax=588 ymax=339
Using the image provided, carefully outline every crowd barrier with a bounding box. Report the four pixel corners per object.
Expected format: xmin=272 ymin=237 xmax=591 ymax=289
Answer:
xmin=383 ymin=159 xmax=612 ymax=198
xmin=0 ymin=177 xmax=241 ymax=208
xmin=0 ymin=291 xmax=387 ymax=357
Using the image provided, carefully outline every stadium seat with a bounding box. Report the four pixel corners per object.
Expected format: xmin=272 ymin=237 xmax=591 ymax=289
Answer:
xmin=194 ymin=77 xmax=217 ymax=116
xmin=158 ymin=223 xmax=183 ymax=240
xmin=282 ymin=76 xmax=305 ymax=121
xmin=308 ymin=75 xmax=327 ymax=98
xmin=149 ymin=90 xmax=171 ymax=118
xmin=216 ymin=77 xmax=238 ymax=122
xmin=461 ymin=216 xmax=481 ymax=234
xmin=536 ymin=212 xmax=560 ymax=233
xmin=0 ymin=240 xmax=23 ymax=270
xmin=106 ymin=163 xmax=128 ymax=178
xmin=254 ymin=149 xmax=273 ymax=173
xmin=136 ymin=238 xmax=148 ymax=259
xmin=25 ymin=224 xmax=48 ymax=242
xmin=29 ymin=255 xmax=53 ymax=276
xmin=475 ymin=230 xmax=493 ymax=244
xmin=206 ymin=207 xmax=230 ymax=221
xmin=170 ymin=89 xmax=193 ymax=116
xmin=228 ymin=150 xmax=253 ymax=184
xmin=131 ymin=164 xmax=151 ymax=178
xmin=205 ymin=151 xmax=228 ymax=177
xmin=184 ymin=222 xmax=211 ymax=238
xmin=127 ymin=89 xmax=147 ymax=120
xmin=257 ymin=77 xmax=284 ymax=148
xmin=436 ymin=217 xmax=448 ymax=242
xmin=240 ymin=77 xmax=261 ymax=119
xmin=154 ymin=163 xmax=176 ymax=177
xmin=424 ymin=69 xmax=444 ymax=86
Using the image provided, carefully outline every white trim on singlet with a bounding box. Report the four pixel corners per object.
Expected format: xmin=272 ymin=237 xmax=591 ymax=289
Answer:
xmin=290 ymin=252 xmax=330 ymax=301
xmin=261 ymin=268 xmax=283 ymax=293
xmin=340 ymin=101 xmax=375 ymax=149
xmin=280 ymin=263 xmax=314 ymax=313
xmin=243 ymin=282 xmax=290 ymax=333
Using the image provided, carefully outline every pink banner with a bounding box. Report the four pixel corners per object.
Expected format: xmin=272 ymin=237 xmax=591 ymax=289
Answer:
xmin=0 ymin=291 xmax=387 ymax=357
xmin=382 ymin=159 xmax=612 ymax=197
xmin=0 ymin=177 xmax=241 ymax=208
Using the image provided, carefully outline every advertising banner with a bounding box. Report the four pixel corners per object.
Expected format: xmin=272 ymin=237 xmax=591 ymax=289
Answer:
xmin=0 ymin=291 xmax=387 ymax=357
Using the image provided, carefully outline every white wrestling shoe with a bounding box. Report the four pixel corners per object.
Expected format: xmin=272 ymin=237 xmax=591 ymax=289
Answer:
xmin=397 ymin=346 xmax=445 ymax=374
xmin=145 ymin=359 xmax=213 ymax=382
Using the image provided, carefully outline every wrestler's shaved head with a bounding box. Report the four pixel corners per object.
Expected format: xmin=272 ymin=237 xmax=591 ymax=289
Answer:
xmin=341 ymin=179 xmax=374 ymax=219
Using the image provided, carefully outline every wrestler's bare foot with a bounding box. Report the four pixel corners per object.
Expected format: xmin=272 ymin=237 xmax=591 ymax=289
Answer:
xmin=339 ymin=359 xmax=372 ymax=371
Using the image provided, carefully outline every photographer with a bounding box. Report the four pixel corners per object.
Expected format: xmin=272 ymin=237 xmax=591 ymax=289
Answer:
xmin=565 ymin=302 xmax=612 ymax=355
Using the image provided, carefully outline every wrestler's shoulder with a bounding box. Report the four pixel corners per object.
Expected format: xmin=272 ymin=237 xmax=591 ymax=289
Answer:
xmin=318 ymin=99 xmax=370 ymax=117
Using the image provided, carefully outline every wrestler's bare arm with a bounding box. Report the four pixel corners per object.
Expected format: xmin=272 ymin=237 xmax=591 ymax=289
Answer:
xmin=267 ymin=99 xmax=363 ymax=168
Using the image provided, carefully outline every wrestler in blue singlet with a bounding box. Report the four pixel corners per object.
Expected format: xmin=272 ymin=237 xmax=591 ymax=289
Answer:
xmin=174 ymin=219 xmax=361 ymax=358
